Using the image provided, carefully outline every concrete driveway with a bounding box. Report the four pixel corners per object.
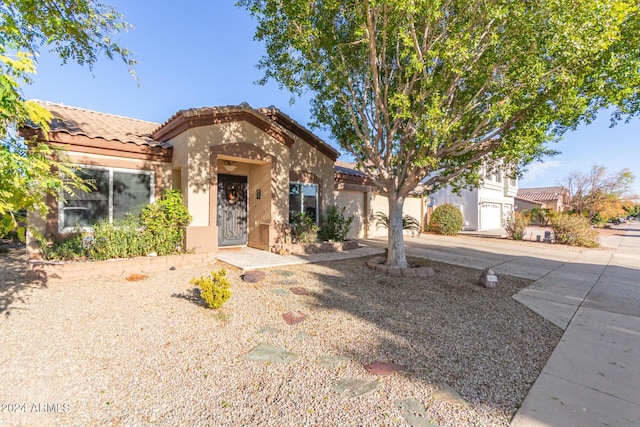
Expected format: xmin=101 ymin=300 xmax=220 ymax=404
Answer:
xmin=365 ymin=223 xmax=640 ymax=427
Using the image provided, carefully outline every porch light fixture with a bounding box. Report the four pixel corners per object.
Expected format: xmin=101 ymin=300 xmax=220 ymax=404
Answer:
xmin=256 ymin=189 xmax=261 ymax=199
xmin=223 ymin=160 xmax=237 ymax=172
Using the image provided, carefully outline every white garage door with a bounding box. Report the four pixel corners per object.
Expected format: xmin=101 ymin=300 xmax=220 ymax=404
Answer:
xmin=480 ymin=203 xmax=502 ymax=230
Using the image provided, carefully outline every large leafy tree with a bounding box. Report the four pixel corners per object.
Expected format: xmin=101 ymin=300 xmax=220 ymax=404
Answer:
xmin=238 ymin=0 xmax=640 ymax=268
xmin=0 ymin=0 xmax=135 ymax=238
xmin=564 ymin=164 xmax=636 ymax=221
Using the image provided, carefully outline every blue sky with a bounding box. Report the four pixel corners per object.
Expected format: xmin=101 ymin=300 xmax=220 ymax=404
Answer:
xmin=22 ymin=1 xmax=640 ymax=195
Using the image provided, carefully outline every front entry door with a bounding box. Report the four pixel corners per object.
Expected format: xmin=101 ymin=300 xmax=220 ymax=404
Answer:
xmin=217 ymin=174 xmax=248 ymax=246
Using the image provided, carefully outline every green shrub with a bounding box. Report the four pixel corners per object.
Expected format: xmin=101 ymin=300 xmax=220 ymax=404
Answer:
xmin=373 ymin=212 xmax=421 ymax=235
xmin=428 ymin=203 xmax=463 ymax=235
xmin=29 ymin=227 xmax=86 ymax=261
xmin=550 ymin=214 xmax=600 ymax=247
xmin=88 ymin=216 xmax=152 ymax=260
xmin=191 ymin=268 xmax=232 ymax=309
xmin=320 ymin=205 xmax=354 ymax=242
xmin=31 ymin=190 xmax=192 ymax=261
xmin=291 ymin=212 xmax=319 ymax=243
xmin=505 ymin=212 xmax=528 ymax=240
xmin=141 ymin=190 xmax=192 ymax=254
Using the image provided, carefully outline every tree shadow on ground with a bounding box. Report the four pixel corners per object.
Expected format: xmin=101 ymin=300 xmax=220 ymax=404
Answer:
xmin=0 ymin=243 xmax=47 ymax=317
xmin=294 ymin=256 xmax=562 ymax=419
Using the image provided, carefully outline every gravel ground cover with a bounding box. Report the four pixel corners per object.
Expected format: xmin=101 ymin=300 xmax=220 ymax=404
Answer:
xmin=0 ymin=248 xmax=561 ymax=426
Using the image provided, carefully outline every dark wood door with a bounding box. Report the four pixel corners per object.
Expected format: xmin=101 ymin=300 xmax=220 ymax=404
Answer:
xmin=217 ymin=174 xmax=248 ymax=246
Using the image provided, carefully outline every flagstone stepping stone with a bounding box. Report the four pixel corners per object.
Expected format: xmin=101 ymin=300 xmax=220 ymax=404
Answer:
xmin=289 ymin=287 xmax=310 ymax=295
xmin=273 ymin=270 xmax=295 ymax=277
xmin=396 ymin=398 xmax=437 ymax=427
xmin=276 ymin=279 xmax=299 ymax=285
xmin=316 ymin=355 xmax=349 ymax=372
xmin=333 ymin=379 xmax=379 ymax=398
xmin=364 ymin=361 xmax=406 ymax=376
xmin=243 ymin=342 xmax=298 ymax=364
xmin=242 ymin=270 xmax=266 ymax=283
xmin=295 ymin=332 xmax=309 ymax=341
xmin=433 ymin=384 xmax=468 ymax=408
xmin=258 ymin=326 xmax=279 ymax=334
xmin=282 ymin=310 xmax=307 ymax=325
xmin=270 ymin=288 xmax=289 ymax=296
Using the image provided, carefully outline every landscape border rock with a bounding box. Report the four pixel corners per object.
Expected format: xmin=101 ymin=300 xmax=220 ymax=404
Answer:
xmin=26 ymin=252 xmax=216 ymax=284
xmin=366 ymin=256 xmax=435 ymax=278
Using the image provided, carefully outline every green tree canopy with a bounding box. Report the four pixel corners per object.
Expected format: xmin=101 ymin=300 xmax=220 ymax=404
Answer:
xmin=0 ymin=0 xmax=135 ymax=237
xmin=239 ymin=0 xmax=640 ymax=267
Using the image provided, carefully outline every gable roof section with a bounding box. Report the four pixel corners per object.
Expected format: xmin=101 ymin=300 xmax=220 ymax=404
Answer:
xmin=334 ymin=161 xmax=377 ymax=191
xmin=152 ymin=104 xmax=338 ymax=162
xmin=27 ymin=101 xmax=169 ymax=148
xmin=516 ymin=186 xmax=566 ymax=202
xmin=258 ymin=106 xmax=339 ymax=161
xmin=152 ymin=104 xmax=297 ymax=148
xmin=22 ymin=101 xmax=172 ymax=163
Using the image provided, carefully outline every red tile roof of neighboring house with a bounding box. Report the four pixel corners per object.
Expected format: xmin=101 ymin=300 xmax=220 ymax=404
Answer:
xmin=516 ymin=186 xmax=566 ymax=202
xmin=28 ymin=101 xmax=170 ymax=149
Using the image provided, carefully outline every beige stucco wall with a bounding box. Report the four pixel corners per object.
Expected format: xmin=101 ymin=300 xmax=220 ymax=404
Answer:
xmin=169 ymin=120 xmax=293 ymax=252
xmin=171 ymin=121 xmax=291 ymax=228
xmin=333 ymin=190 xmax=366 ymax=239
xmin=289 ymin=138 xmax=336 ymax=210
xmin=368 ymin=193 xmax=425 ymax=237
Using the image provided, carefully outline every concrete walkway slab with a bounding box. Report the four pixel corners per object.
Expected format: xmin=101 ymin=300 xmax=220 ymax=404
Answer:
xmin=216 ymin=245 xmax=384 ymax=271
xmin=510 ymin=372 xmax=640 ymax=427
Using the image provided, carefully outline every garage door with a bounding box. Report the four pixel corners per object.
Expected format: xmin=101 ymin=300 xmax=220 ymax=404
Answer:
xmin=480 ymin=203 xmax=501 ymax=230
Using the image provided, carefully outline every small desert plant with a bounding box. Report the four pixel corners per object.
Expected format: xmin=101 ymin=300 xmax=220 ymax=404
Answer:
xmin=320 ymin=205 xmax=354 ymax=242
xmin=190 ymin=268 xmax=232 ymax=309
xmin=505 ymin=212 xmax=528 ymax=240
xmin=373 ymin=212 xmax=421 ymax=235
xmin=291 ymin=212 xmax=319 ymax=243
xmin=428 ymin=203 xmax=463 ymax=235
xmin=549 ymin=214 xmax=600 ymax=247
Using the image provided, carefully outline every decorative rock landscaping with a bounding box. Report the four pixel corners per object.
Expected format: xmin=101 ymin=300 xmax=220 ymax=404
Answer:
xmin=366 ymin=256 xmax=435 ymax=277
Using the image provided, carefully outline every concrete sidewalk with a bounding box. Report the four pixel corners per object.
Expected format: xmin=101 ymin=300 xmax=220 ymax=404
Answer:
xmin=366 ymin=224 xmax=640 ymax=426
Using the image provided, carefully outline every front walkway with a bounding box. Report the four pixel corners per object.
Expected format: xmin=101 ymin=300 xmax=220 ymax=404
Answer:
xmin=216 ymin=245 xmax=384 ymax=271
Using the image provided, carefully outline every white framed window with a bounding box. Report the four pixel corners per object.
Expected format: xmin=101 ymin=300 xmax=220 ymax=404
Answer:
xmin=59 ymin=166 xmax=155 ymax=232
xmin=289 ymin=182 xmax=318 ymax=223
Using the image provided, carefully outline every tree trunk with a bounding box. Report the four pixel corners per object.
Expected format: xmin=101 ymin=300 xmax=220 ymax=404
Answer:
xmin=386 ymin=193 xmax=409 ymax=268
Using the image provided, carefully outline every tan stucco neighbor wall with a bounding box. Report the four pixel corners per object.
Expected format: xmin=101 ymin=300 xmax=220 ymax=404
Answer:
xmin=333 ymin=190 xmax=366 ymax=239
xmin=368 ymin=193 xmax=425 ymax=237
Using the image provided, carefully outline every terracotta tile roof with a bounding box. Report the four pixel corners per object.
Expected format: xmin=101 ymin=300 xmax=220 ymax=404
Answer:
xmin=29 ymin=101 xmax=170 ymax=149
xmin=334 ymin=161 xmax=366 ymax=177
xmin=516 ymin=186 xmax=566 ymax=202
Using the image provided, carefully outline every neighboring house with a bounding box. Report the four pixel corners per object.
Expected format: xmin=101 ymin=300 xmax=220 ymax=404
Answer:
xmin=23 ymin=101 xmax=344 ymax=255
xmin=429 ymin=165 xmax=518 ymax=231
xmin=515 ymin=186 xmax=569 ymax=213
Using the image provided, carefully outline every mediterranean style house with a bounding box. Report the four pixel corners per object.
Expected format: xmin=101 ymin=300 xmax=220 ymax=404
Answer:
xmin=23 ymin=101 xmax=516 ymax=256
xmin=429 ymin=165 xmax=518 ymax=231
xmin=23 ymin=101 xmax=382 ymax=256
xmin=515 ymin=186 xmax=569 ymax=213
